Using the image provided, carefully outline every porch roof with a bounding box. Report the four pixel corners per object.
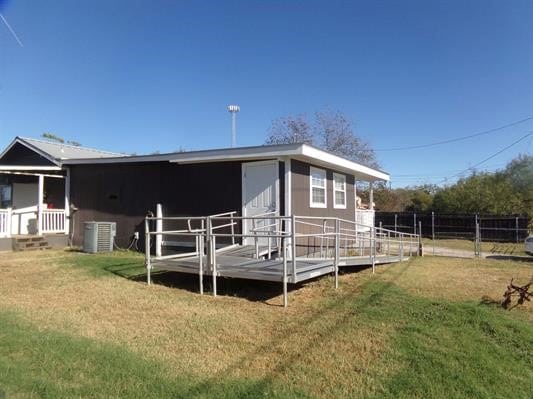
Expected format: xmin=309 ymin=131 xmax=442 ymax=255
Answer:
xmin=0 ymin=165 xmax=65 ymax=178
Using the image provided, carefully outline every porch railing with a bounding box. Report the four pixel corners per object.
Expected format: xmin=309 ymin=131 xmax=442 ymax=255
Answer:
xmin=42 ymin=209 xmax=66 ymax=234
xmin=0 ymin=209 xmax=10 ymax=237
xmin=145 ymin=211 xmax=421 ymax=307
xmin=355 ymin=209 xmax=375 ymax=231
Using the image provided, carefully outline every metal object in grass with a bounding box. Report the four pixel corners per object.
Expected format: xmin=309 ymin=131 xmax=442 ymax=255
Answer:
xmin=502 ymin=278 xmax=532 ymax=310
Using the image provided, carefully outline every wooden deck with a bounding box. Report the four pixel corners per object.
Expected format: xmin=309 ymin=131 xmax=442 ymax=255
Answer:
xmin=151 ymin=244 xmax=406 ymax=284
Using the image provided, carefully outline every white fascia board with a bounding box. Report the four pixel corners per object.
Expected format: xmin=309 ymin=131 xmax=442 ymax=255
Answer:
xmin=300 ymin=145 xmax=390 ymax=182
xmin=0 ymin=170 xmax=65 ymax=178
xmin=169 ymin=149 xmax=297 ymax=164
xmin=0 ymin=165 xmax=62 ymax=171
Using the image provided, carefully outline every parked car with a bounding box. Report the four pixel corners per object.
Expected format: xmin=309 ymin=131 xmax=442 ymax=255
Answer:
xmin=525 ymin=236 xmax=533 ymax=255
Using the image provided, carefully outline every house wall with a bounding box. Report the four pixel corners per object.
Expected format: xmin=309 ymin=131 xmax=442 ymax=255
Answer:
xmin=69 ymin=161 xmax=244 ymax=247
xmin=0 ymin=142 xmax=56 ymax=166
xmin=291 ymin=159 xmax=355 ymax=220
xmin=290 ymin=159 xmax=356 ymax=256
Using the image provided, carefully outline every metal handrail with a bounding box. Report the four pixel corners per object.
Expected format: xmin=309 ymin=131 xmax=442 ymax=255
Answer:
xmin=145 ymin=211 xmax=422 ymax=307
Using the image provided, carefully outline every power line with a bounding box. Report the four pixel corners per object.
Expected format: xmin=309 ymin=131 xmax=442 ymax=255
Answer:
xmin=440 ymin=131 xmax=532 ymax=184
xmin=373 ymin=116 xmax=533 ymax=152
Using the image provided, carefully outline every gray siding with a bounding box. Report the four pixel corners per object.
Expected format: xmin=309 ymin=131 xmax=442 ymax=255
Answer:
xmin=290 ymin=159 xmax=356 ymax=256
xmin=291 ymin=159 xmax=355 ymax=220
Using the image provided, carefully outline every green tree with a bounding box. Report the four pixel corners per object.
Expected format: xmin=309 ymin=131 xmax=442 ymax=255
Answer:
xmin=42 ymin=132 xmax=64 ymax=143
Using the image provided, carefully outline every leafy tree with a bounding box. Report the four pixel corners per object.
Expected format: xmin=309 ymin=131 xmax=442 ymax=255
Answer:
xmin=265 ymin=109 xmax=379 ymax=168
xmin=433 ymin=171 xmax=526 ymax=215
xmin=42 ymin=132 xmax=64 ymax=143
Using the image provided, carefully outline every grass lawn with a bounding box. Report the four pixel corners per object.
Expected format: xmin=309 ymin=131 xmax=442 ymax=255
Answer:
xmin=422 ymin=238 xmax=528 ymax=256
xmin=0 ymin=250 xmax=532 ymax=398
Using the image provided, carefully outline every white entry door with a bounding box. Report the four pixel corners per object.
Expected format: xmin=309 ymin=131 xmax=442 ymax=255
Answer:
xmin=242 ymin=161 xmax=279 ymax=246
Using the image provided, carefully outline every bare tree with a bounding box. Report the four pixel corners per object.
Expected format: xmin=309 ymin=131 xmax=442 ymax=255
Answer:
xmin=265 ymin=109 xmax=379 ymax=168
xmin=265 ymin=114 xmax=314 ymax=145
xmin=315 ymin=110 xmax=378 ymax=168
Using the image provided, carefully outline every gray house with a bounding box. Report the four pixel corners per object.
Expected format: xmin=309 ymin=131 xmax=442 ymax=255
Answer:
xmin=0 ymin=136 xmax=387 ymax=250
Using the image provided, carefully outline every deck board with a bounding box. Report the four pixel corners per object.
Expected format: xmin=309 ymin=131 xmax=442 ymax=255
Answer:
xmin=151 ymin=244 xmax=406 ymax=284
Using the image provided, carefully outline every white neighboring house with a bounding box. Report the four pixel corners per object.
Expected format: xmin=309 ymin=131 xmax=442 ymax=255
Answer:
xmin=0 ymin=137 xmax=123 ymax=243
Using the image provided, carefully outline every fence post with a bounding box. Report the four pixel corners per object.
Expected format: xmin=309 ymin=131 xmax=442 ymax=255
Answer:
xmin=418 ymin=221 xmax=423 ymax=256
xmin=413 ymin=213 xmax=417 ymax=235
xmin=394 ymin=214 xmax=398 ymax=232
xmin=431 ymin=211 xmax=435 ymax=255
xmin=515 ymin=217 xmax=519 ymax=243
xmin=475 ymin=214 xmax=478 ymax=243
xmin=399 ymin=233 xmax=403 ymax=261
xmin=475 ymin=222 xmax=480 ymax=257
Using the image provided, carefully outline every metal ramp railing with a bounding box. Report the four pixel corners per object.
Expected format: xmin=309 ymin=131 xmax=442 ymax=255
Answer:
xmin=145 ymin=211 xmax=421 ymax=307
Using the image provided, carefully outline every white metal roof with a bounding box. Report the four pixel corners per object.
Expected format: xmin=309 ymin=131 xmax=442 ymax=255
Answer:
xmin=63 ymin=143 xmax=390 ymax=182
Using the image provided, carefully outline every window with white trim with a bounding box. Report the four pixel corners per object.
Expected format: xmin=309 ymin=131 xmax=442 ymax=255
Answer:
xmin=333 ymin=173 xmax=346 ymax=209
xmin=310 ymin=167 xmax=327 ymax=208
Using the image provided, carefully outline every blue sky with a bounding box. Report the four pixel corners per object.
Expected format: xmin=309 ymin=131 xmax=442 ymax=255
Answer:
xmin=0 ymin=0 xmax=532 ymax=187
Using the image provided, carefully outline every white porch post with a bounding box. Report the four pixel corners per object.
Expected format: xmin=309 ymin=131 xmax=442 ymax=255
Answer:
xmin=64 ymin=168 xmax=70 ymax=235
xmin=7 ymin=207 xmax=12 ymax=238
xmin=37 ymin=174 xmax=44 ymax=236
xmin=369 ymin=182 xmax=374 ymax=211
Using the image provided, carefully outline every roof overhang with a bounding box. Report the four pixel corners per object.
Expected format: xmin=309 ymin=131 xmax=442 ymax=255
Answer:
xmin=62 ymin=143 xmax=389 ymax=182
xmin=168 ymin=144 xmax=389 ymax=181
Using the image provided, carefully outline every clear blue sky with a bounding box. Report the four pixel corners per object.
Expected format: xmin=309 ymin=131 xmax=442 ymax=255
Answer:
xmin=1 ymin=0 xmax=532 ymax=187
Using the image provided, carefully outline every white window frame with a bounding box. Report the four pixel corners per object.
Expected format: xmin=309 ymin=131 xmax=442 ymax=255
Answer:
xmin=309 ymin=167 xmax=327 ymax=208
xmin=333 ymin=173 xmax=347 ymax=209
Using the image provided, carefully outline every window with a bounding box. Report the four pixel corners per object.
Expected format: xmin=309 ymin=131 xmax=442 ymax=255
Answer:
xmin=310 ymin=167 xmax=327 ymax=208
xmin=333 ymin=173 xmax=346 ymax=209
xmin=0 ymin=185 xmax=12 ymax=208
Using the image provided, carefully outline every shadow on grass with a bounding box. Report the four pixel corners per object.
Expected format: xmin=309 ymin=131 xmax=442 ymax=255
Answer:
xmin=479 ymin=295 xmax=502 ymax=308
xmin=74 ymin=250 xmax=391 ymax=305
xmin=486 ymin=255 xmax=533 ymax=262
xmin=176 ymin=262 xmax=413 ymax=398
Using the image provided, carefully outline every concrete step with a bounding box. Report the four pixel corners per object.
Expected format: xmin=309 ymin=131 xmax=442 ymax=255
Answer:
xmin=13 ymin=236 xmax=51 ymax=251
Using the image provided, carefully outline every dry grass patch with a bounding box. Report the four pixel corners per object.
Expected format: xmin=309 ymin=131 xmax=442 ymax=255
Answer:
xmin=422 ymin=238 xmax=527 ymax=255
xmin=0 ymin=250 xmax=393 ymax=397
xmin=378 ymin=256 xmax=532 ymax=316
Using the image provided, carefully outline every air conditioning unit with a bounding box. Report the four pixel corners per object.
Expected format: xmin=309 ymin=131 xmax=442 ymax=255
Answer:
xmin=83 ymin=222 xmax=116 ymax=253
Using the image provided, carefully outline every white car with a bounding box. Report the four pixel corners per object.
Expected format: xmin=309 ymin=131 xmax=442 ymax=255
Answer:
xmin=525 ymin=236 xmax=533 ymax=255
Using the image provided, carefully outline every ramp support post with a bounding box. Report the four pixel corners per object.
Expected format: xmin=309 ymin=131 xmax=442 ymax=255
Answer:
xmin=282 ymin=237 xmax=288 ymax=307
xmin=145 ymin=218 xmax=151 ymax=285
xmin=334 ymin=218 xmax=339 ymax=289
